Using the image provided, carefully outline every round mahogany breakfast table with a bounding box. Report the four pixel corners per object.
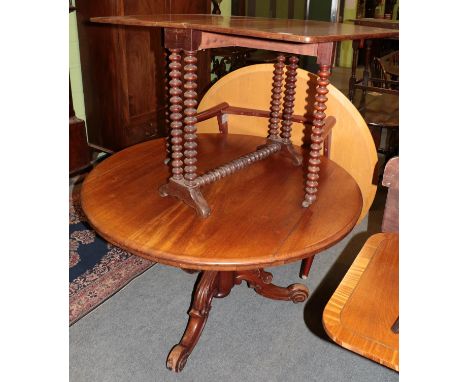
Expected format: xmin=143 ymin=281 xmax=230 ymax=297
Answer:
xmin=81 ymin=133 xmax=362 ymax=372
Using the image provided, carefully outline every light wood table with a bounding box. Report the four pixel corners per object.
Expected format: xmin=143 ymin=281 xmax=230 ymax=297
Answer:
xmin=323 ymin=232 xmax=399 ymax=371
xmin=81 ymin=134 xmax=363 ymax=372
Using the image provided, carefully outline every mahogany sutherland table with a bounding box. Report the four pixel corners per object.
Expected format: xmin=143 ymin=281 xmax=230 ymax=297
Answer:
xmin=81 ymin=134 xmax=363 ymax=372
xmin=90 ymin=15 xmax=398 ymax=218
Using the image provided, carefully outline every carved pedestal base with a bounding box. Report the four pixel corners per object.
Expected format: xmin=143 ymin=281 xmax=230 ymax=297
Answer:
xmin=159 ymin=178 xmax=211 ymax=218
xmin=166 ymin=269 xmax=309 ymax=372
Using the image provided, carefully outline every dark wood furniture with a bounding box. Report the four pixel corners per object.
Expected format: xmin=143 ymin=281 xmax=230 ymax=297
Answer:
xmin=81 ymin=134 xmax=363 ymax=372
xmin=74 ymin=1 xmax=212 ymax=152
xmin=69 ymin=84 xmax=91 ymax=174
xmin=81 ymin=16 xmax=397 ymax=371
xmin=348 ymin=18 xmax=398 ymax=102
xmin=69 ymin=5 xmax=91 ymax=175
xmin=323 ymin=157 xmax=399 ymax=371
xmin=195 ymin=64 xmax=379 ymax=278
xmin=348 ymin=18 xmax=399 ymax=162
xmin=90 ymin=14 xmax=398 ymax=218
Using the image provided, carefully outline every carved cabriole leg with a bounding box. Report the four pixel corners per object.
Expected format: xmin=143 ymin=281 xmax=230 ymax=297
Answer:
xmin=302 ymin=64 xmax=331 ymax=208
xmin=234 ymin=269 xmax=309 ymax=303
xmin=263 ymin=54 xmax=302 ymax=166
xmin=183 ymin=50 xmax=199 ymax=187
xmin=167 ymin=268 xmax=308 ymax=372
xmin=167 ymin=271 xmax=220 ymax=372
xmin=267 ymin=54 xmax=286 ymax=140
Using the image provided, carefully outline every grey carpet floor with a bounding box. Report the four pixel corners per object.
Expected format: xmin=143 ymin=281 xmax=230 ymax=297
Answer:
xmin=69 ymin=186 xmax=398 ymax=382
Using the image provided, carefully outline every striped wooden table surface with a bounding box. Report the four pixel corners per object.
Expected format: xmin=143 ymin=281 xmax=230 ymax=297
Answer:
xmin=323 ymin=233 xmax=399 ymax=371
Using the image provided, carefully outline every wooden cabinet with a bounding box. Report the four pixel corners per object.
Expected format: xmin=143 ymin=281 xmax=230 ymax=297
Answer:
xmin=75 ymin=0 xmax=212 ymax=152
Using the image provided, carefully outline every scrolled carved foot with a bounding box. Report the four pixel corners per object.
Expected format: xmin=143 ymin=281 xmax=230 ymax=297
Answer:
xmin=286 ymin=283 xmax=309 ymax=303
xmin=235 ymin=269 xmax=309 ymax=303
xmin=166 ymin=344 xmax=189 ymax=372
xmin=167 ymin=271 xmax=219 ymax=372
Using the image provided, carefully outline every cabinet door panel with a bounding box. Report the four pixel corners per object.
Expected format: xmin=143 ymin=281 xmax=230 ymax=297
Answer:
xmin=76 ymin=0 xmax=128 ymax=149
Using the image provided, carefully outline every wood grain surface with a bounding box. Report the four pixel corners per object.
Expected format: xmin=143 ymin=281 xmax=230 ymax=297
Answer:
xmin=81 ymin=134 xmax=362 ymax=270
xmin=197 ymin=65 xmax=377 ymax=224
xmin=90 ymin=14 xmax=399 ymax=43
xmin=323 ymin=233 xmax=399 ymax=371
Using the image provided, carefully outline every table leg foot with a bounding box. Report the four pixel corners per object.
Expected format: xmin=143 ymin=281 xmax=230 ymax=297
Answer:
xmin=159 ymin=178 xmax=211 ymax=218
xmin=235 ymin=269 xmax=309 ymax=303
xmin=299 ymin=256 xmax=315 ymax=279
xmin=167 ymin=344 xmax=190 ymax=372
xmin=166 ymin=271 xmax=219 ymax=372
xmin=258 ymin=138 xmax=302 ymax=166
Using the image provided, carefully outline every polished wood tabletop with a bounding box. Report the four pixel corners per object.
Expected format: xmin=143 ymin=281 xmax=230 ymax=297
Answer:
xmin=323 ymin=233 xmax=399 ymax=371
xmin=81 ymin=134 xmax=363 ymax=271
xmin=90 ymin=14 xmax=399 ymax=43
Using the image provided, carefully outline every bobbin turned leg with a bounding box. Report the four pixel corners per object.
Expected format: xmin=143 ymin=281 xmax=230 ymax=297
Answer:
xmin=302 ymin=64 xmax=331 ymax=208
xmin=161 ymin=48 xmax=184 ymax=178
xmin=182 ymin=50 xmax=199 ymax=187
xmin=267 ymin=54 xmax=286 ymax=140
xmin=262 ymin=54 xmax=302 ymax=166
xmin=159 ymin=49 xmax=210 ymax=217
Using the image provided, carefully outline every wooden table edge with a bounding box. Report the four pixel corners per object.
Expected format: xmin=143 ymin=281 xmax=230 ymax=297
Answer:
xmin=322 ymin=232 xmax=399 ymax=371
xmin=82 ymin=207 xmax=362 ymax=271
xmin=89 ymin=16 xmax=399 ymax=44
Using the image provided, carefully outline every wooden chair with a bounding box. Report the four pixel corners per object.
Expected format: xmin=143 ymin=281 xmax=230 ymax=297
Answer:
xmin=196 ymin=64 xmax=378 ymax=279
xmin=357 ymin=50 xmax=399 ymax=162
xmin=322 ymin=157 xmax=399 ymax=371
xmin=370 ymin=51 xmax=399 ymax=90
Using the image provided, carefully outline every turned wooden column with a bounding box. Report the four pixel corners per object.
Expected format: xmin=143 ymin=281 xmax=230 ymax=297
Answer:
xmin=302 ymin=63 xmax=331 ymax=208
xmin=280 ymin=55 xmax=299 ymax=145
xmin=267 ymin=54 xmax=286 ymax=139
xmin=168 ymin=49 xmax=184 ymax=180
xmin=183 ymin=50 xmax=199 ymax=186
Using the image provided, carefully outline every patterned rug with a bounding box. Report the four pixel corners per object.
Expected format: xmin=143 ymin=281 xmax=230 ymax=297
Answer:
xmin=69 ymin=183 xmax=155 ymax=325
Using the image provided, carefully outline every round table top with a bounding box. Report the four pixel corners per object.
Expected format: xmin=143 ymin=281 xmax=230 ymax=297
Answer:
xmin=81 ymin=134 xmax=362 ymax=271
